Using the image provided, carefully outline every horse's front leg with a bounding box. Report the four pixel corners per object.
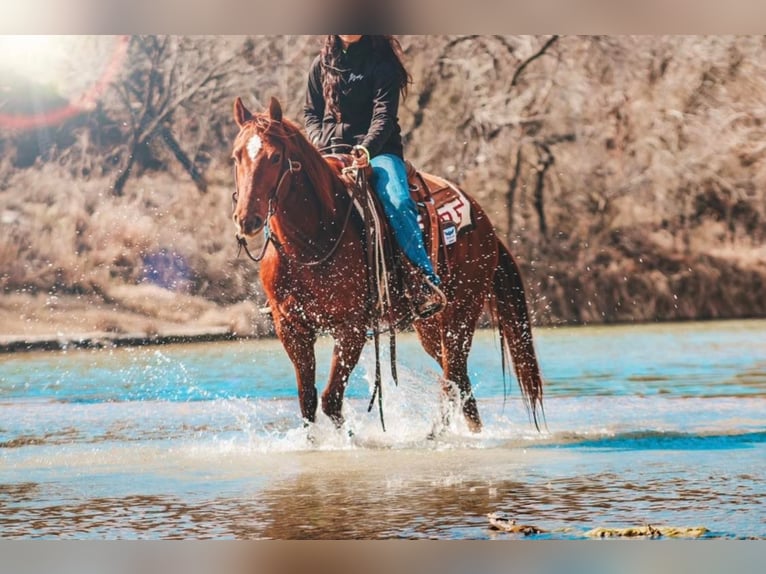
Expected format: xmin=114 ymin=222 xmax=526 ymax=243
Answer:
xmin=322 ymin=327 xmax=367 ymax=428
xmin=274 ymin=317 xmax=318 ymax=424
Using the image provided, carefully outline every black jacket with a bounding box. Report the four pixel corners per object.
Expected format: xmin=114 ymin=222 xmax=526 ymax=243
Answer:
xmin=304 ymin=36 xmax=404 ymax=159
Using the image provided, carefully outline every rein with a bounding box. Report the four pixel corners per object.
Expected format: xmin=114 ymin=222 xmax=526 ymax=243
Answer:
xmin=277 ymin=190 xmax=356 ymax=267
xmin=348 ymin=167 xmax=399 ymax=432
xmin=236 ymin=233 xmax=269 ymax=262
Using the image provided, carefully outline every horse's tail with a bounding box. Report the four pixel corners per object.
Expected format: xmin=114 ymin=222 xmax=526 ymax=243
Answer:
xmin=491 ymin=239 xmax=545 ymax=430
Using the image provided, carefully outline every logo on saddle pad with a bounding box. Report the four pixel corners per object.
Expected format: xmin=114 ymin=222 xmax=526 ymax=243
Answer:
xmin=416 ymin=184 xmax=472 ymax=246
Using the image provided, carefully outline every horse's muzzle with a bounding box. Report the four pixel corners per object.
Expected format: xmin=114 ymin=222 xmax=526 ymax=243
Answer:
xmin=233 ymin=213 xmax=263 ymax=237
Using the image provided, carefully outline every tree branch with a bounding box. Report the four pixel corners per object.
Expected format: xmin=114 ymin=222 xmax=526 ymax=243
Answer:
xmin=510 ymin=35 xmax=560 ymax=87
xmin=160 ymin=126 xmax=207 ymax=193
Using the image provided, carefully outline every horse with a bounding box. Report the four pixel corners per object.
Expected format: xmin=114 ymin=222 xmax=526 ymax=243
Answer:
xmin=231 ymin=96 xmax=544 ymax=433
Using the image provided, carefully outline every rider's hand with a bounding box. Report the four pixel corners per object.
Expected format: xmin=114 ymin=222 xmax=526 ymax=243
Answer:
xmin=352 ymin=146 xmax=370 ymax=169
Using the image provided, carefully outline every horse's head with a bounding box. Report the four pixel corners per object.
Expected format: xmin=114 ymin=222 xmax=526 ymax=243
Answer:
xmin=231 ymin=96 xmax=290 ymax=238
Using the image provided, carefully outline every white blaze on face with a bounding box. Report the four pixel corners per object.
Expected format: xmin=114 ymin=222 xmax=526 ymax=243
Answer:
xmin=246 ymin=134 xmax=262 ymax=161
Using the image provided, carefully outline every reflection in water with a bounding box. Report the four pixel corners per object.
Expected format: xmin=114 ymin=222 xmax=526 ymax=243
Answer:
xmin=2 ymin=445 xmax=764 ymax=539
xmin=255 ymin=472 xmax=496 ymax=539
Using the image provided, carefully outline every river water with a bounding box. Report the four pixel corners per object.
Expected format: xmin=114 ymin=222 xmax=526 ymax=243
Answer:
xmin=1 ymin=319 xmax=764 ymax=539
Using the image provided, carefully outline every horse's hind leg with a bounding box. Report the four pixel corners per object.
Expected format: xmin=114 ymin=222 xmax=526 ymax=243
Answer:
xmin=322 ymin=328 xmax=367 ymax=428
xmin=416 ymin=307 xmax=483 ymax=433
xmin=440 ymin=294 xmax=486 ymax=433
xmin=443 ymin=333 xmax=481 ymax=433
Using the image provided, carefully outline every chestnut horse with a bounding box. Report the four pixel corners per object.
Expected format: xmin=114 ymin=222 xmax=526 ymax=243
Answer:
xmin=231 ymin=97 xmax=543 ymax=433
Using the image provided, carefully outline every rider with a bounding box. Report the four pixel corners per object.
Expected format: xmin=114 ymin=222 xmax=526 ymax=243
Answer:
xmin=303 ymin=34 xmax=445 ymax=319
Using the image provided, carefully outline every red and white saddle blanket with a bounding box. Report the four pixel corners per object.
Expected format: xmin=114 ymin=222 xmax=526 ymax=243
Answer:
xmin=409 ymin=167 xmax=473 ymax=247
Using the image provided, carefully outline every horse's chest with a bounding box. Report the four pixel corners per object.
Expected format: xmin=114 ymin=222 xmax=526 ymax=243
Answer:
xmin=267 ymin=264 xmax=366 ymax=328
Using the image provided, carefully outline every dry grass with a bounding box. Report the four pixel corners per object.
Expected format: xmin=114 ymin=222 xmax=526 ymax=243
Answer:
xmin=0 ymin=163 xmax=259 ymax=298
xmin=0 ymin=290 xmax=268 ymax=338
xmin=0 ymin=163 xmax=269 ymax=337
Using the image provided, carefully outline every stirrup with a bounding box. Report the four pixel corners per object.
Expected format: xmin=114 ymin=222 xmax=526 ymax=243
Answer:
xmin=414 ymin=278 xmax=446 ymax=320
xmin=416 ymin=301 xmax=443 ymax=320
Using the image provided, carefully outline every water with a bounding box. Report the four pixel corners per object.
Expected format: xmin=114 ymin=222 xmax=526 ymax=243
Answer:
xmin=1 ymin=319 xmax=764 ymax=539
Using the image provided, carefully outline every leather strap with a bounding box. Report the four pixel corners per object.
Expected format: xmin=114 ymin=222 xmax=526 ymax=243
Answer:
xmin=415 ymin=171 xmax=441 ymax=273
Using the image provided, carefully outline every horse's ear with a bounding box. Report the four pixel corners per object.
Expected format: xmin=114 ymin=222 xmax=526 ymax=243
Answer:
xmin=234 ymin=97 xmax=252 ymax=127
xmin=268 ymin=96 xmax=283 ymax=123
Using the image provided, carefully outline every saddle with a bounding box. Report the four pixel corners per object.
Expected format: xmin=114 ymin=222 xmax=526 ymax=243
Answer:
xmin=323 ymin=154 xmax=474 ymax=276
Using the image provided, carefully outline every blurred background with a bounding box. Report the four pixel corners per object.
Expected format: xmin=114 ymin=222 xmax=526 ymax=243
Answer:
xmin=1 ymin=35 xmax=765 ymax=339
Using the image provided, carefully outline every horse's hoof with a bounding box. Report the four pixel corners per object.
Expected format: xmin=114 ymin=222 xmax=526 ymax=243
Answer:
xmin=426 ymin=422 xmax=446 ymax=441
xmin=303 ymin=420 xmax=317 ymax=445
xmin=328 ymin=414 xmax=345 ymax=430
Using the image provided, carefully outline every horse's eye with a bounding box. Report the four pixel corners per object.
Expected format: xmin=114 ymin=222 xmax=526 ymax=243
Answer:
xmin=271 ymin=152 xmax=282 ymax=164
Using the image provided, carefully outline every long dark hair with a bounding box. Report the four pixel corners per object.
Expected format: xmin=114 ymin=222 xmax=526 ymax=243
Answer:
xmin=319 ymin=35 xmax=412 ymax=120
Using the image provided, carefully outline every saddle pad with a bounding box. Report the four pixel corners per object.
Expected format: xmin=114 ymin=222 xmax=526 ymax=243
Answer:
xmin=413 ymin=171 xmax=473 ymax=234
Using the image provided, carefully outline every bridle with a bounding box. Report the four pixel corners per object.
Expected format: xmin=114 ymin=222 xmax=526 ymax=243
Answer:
xmin=233 ymin=137 xmax=356 ymax=267
xmin=233 ymin=148 xmax=302 ymax=263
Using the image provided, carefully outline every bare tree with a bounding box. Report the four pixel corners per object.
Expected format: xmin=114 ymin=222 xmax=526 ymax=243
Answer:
xmin=401 ymin=35 xmax=569 ymax=242
xmin=108 ymin=36 xmax=244 ymax=196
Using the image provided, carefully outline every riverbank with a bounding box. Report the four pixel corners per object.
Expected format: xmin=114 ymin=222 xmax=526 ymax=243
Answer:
xmin=0 ymin=286 xmax=273 ymax=354
xmin=0 ymin=328 xmax=240 ymax=353
xmin=3 ymin=286 xmax=765 ymax=356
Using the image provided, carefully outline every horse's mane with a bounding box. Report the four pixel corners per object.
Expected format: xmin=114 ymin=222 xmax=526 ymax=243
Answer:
xmin=249 ymin=113 xmax=343 ymax=211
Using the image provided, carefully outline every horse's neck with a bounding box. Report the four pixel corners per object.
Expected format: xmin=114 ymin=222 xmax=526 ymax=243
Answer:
xmin=270 ymin=170 xmax=350 ymax=255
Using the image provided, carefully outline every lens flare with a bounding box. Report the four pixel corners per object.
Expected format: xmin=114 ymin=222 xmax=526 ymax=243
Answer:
xmin=0 ymin=35 xmax=129 ymax=131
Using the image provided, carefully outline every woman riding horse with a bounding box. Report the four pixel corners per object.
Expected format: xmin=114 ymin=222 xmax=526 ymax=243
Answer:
xmin=231 ymin=95 xmax=544 ymax=433
xmin=304 ymin=35 xmax=444 ymax=319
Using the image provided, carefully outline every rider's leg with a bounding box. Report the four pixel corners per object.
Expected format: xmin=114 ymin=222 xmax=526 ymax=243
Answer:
xmin=370 ymin=154 xmax=445 ymax=318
